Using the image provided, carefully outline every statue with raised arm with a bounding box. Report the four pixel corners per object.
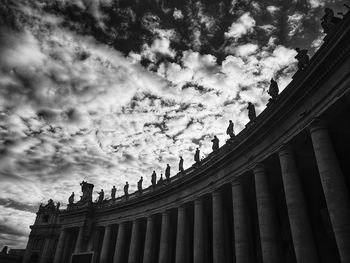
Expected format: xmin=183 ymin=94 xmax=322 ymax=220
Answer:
xmin=194 ymin=148 xmax=200 ymax=164
xmin=98 ymin=189 xmax=104 ymax=202
xmin=211 ymin=135 xmax=219 ymax=151
xmin=179 ymin=156 xmax=184 ymax=172
xmin=165 ymin=164 xmax=171 ymax=180
xmin=138 ymin=177 xmax=143 ymax=192
xmin=111 ymin=186 xmax=116 ymax=200
xmin=295 ymin=48 xmax=309 ymax=70
xmin=226 ymin=120 xmax=235 ymax=139
xmin=124 ymin=182 xmax=129 ymax=196
xmin=69 ymin=192 xmax=74 ymax=204
xmin=321 ymin=8 xmax=341 ymax=34
xmin=247 ymin=102 xmax=256 ymax=121
xmin=151 ymin=171 xmax=157 ymax=186
xmin=268 ymin=78 xmax=279 ymax=100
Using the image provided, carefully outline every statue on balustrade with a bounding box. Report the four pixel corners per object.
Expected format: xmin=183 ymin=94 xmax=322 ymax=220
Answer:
xmin=165 ymin=164 xmax=171 ymax=180
xmin=1 ymin=246 xmax=8 ymax=254
xmin=295 ymin=48 xmax=309 ymax=70
xmin=268 ymin=78 xmax=279 ymax=101
xmin=98 ymin=189 xmax=104 ymax=202
xmin=211 ymin=135 xmax=219 ymax=151
xmin=158 ymin=173 xmax=164 ymax=185
xmin=124 ymin=182 xmax=129 ymax=196
xmin=56 ymin=202 xmax=60 ymax=211
xmin=247 ymin=102 xmax=256 ymax=121
xmin=179 ymin=156 xmax=184 ymax=173
xmin=321 ymin=8 xmax=342 ymax=34
xmin=226 ymin=120 xmax=235 ymax=139
xmin=194 ymin=148 xmax=200 ymax=164
xmin=151 ymin=171 xmax=157 ymax=186
xmin=42 ymin=199 xmax=55 ymax=211
xmin=111 ymin=186 xmax=116 ymax=200
xmin=79 ymin=181 xmax=94 ymax=203
xmin=138 ymin=176 xmax=143 ymax=192
xmin=68 ymin=192 xmax=74 ymax=204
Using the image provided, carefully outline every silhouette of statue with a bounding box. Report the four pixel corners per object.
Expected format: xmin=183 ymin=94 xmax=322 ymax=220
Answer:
xmin=111 ymin=186 xmax=116 ymax=200
xmin=295 ymin=48 xmax=309 ymax=70
xmin=165 ymin=164 xmax=171 ymax=180
xmin=124 ymin=182 xmax=129 ymax=196
xmin=151 ymin=171 xmax=157 ymax=186
xmin=158 ymin=173 xmax=164 ymax=185
xmin=1 ymin=246 xmax=8 ymax=254
xmin=194 ymin=148 xmax=200 ymax=164
xmin=98 ymin=189 xmax=104 ymax=202
xmin=321 ymin=8 xmax=342 ymax=34
xmin=247 ymin=102 xmax=256 ymax=121
xmin=138 ymin=176 xmax=143 ymax=192
xmin=68 ymin=192 xmax=74 ymax=204
xmin=179 ymin=156 xmax=184 ymax=172
xmin=268 ymin=79 xmax=279 ymax=100
xmin=226 ymin=120 xmax=235 ymax=139
xmin=79 ymin=181 xmax=94 ymax=202
xmin=56 ymin=202 xmax=60 ymax=211
xmin=212 ymin=136 xmax=219 ymax=151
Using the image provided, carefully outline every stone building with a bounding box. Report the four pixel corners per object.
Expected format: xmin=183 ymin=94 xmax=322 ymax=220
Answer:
xmin=22 ymin=10 xmax=350 ymax=263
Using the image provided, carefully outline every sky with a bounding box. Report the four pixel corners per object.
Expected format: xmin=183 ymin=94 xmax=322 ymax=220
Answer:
xmin=0 ymin=0 xmax=348 ymax=250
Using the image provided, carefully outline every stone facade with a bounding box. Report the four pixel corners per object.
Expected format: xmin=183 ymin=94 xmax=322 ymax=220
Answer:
xmin=22 ymin=10 xmax=350 ymax=263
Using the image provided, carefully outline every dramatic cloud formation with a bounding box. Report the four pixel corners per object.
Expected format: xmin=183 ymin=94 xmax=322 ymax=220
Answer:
xmin=0 ymin=0 xmax=348 ymax=249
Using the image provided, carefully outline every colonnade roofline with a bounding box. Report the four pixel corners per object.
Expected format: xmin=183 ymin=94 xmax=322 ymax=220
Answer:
xmin=58 ymin=11 xmax=350 ymax=220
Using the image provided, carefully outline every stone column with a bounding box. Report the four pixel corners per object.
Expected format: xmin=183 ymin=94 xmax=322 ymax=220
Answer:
xmin=113 ymin=222 xmax=127 ymax=263
xmin=143 ymin=216 xmax=156 ymax=263
xmin=128 ymin=220 xmax=142 ymax=263
xmin=212 ymin=191 xmax=225 ymax=263
xmin=310 ymin=121 xmax=350 ymax=262
xmin=254 ymin=165 xmax=280 ymax=263
xmin=175 ymin=206 xmax=187 ymax=263
xmin=232 ymin=182 xmax=250 ymax=263
xmin=74 ymin=226 xmax=85 ymax=253
xmin=53 ymin=228 xmax=68 ymax=263
xmin=193 ymin=198 xmax=205 ymax=263
xmin=100 ymin=225 xmax=113 ymax=263
xmin=279 ymin=146 xmax=318 ymax=263
xmin=159 ymin=211 xmax=171 ymax=263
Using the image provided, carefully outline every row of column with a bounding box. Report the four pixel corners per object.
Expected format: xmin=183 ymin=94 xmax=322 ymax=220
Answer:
xmin=53 ymin=121 xmax=350 ymax=263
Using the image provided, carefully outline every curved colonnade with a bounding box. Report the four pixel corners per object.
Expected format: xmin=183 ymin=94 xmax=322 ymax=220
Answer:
xmin=27 ymin=11 xmax=350 ymax=263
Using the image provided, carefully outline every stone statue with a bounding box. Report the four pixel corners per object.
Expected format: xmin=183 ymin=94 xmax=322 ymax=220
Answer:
xmin=165 ymin=164 xmax=170 ymax=180
xmin=151 ymin=171 xmax=157 ymax=186
xmin=226 ymin=120 xmax=235 ymax=139
xmin=295 ymin=48 xmax=309 ymax=70
xmin=44 ymin=199 xmax=55 ymax=211
xmin=321 ymin=8 xmax=341 ymax=34
xmin=247 ymin=102 xmax=256 ymax=121
xmin=1 ymin=246 xmax=8 ymax=254
xmin=158 ymin=173 xmax=164 ymax=185
xmin=194 ymin=148 xmax=200 ymax=164
xmin=268 ymin=78 xmax=279 ymax=100
xmin=56 ymin=202 xmax=60 ymax=211
xmin=211 ymin=135 xmax=219 ymax=151
xmin=98 ymin=189 xmax=104 ymax=202
xmin=111 ymin=186 xmax=116 ymax=200
xmin=138 ymin=177 xmax=143 ymax=192
xmin=124 ymin=182 xmax=129 ymax=196
xmin=179 ymin=156 xmax=184 ymax=172
xmin=68 ymin=192 xmax=74 ymax=204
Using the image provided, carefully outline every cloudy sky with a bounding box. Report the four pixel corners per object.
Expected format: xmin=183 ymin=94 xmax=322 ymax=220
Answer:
xmin=0 ymin=0 xmax=348 ymax=249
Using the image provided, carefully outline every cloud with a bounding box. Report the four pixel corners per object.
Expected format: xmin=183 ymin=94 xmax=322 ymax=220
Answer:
xmin=287 ymin=12 xmax=305 ymax=37
xmin=224 ymin=12 xmax=256 ymax=40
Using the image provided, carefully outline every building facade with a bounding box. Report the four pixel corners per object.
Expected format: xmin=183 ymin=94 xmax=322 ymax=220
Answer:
xmin=22 ymin=10 xmax=350 ymax=263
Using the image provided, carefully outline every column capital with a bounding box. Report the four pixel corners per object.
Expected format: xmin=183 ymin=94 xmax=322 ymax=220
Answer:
xmin=253 ymin=163 xmax=266 ymax=173
xmin=212 ymin=190 xmax=222 ymax=197
xmin=194 ymin=198 xmax=204 ymax=205
xmin=278 ymin=144 xmax=294 ymax=157
xmin=178 ymin=205 xmax=186 ymax=212
xmin=231 ymin=180 xmax=243 ymax=187
xmin=308 ymin=118 xmax=328 ymax=134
